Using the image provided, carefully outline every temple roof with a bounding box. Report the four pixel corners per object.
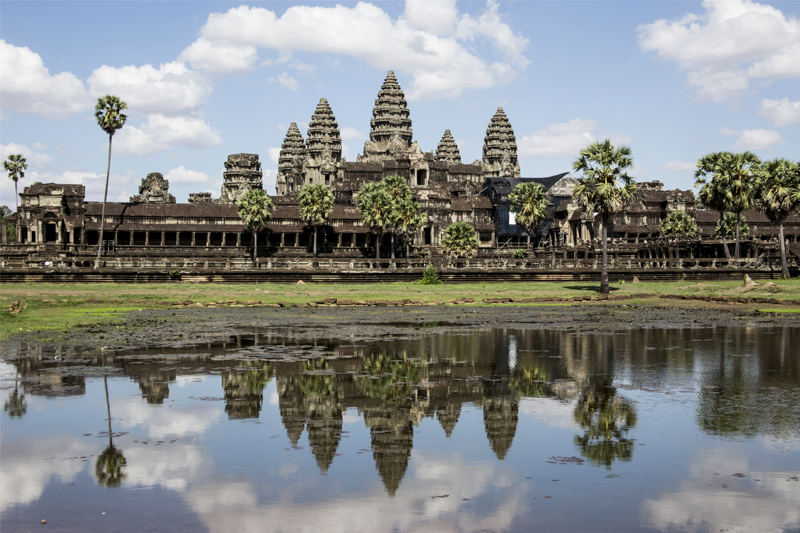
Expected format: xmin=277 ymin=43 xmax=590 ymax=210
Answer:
xmin=369 ymin=70 xmax=412 ymax=147
xmin=306 ymin=98 xmax=342 ymax=160
xmin=435 ymin=130 xmax=461 ymax=164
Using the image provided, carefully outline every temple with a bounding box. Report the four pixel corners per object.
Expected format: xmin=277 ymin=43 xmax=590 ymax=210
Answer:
xmin=2 ymin=70 xmax=799 ymax=272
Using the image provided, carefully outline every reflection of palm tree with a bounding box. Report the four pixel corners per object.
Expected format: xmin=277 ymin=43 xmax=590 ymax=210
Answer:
xmin=356 ymin=353 xmax=420 ymax=403
xmin=4 ymin=371 xmax=27 ymax=418
xmin=573 ymin=381 xmax=637 ymax=469
xmin=299 ymin=359 xmax=335 ymax=397
xmin=96 ymin=375 xmax=127 ymax=487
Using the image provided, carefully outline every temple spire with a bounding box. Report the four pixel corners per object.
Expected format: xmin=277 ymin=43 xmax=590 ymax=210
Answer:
xmin=481 ymin=107 xmax=521 ymax=178
xmin=276 ymin=122 xmax=306 ymax=195
xmin=435 ymin=130 xmax=462 ymax=165
xmin=304 ymin=98 xmax=342 ymax=185
xmin=360 ymin=71 xmax=413 ymax=161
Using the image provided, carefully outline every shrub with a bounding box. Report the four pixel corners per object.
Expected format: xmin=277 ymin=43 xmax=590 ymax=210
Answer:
xmin=417 ymin=264 xmax=443 ymax=285
xmin=512 ymin=249 xmax=526 ymax=259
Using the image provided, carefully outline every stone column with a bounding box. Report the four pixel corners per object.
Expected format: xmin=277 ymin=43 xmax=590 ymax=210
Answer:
xmin=280 ymin=233 xmax=285 ymax=247
xmin=161 ymin=231 xmax=165 ymax=247
xmin=206 ymin=232 xmax=211 ymax=247
xmin=222 ymin=233 xmax=226 ymax=247
xmin=236 ymin=233 xmax=241 ymax=247
xmin=37 ymin=220 xmax=43 ymax=243
xmin=191 ymin=232 xmax=196 ymax=246
xmin=145 ymin=231 xmax=150 ymax=246
xmin=338 ymin=233 xmax=342 ymax=248
xmin=1 ymin=219 xmax=6 ymax=244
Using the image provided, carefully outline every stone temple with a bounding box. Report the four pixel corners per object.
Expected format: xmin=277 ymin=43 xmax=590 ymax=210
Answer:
xmin=3 ymin=70 xmax=799 ymax=271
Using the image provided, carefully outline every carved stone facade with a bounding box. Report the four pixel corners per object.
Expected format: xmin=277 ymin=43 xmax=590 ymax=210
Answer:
xmin=130 ymin=173 xmax=175 ymax=204
xmin=303 ymin=98 xmax=343 ymax=188
xmin=219 ymin=153 xmax=263 ymax=204
xmin=276 ymin=123 xmax=306 ymax=195
xmin=482 ymin=107 xmax=521 ymax=178
xmin=360 ymin=71 xmax=416 ymax=162
xmin=435 ymin=130 xmax=462 ymax=165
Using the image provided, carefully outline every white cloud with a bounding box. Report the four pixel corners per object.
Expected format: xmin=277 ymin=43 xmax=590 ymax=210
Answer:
xmin=662 ymin=160 xmax=697 ymax=173
xmin=0 ymin=40 xmax=91 ymax=119
xmin=116 ymin=114 xmax=223 ymax=156
xmin=638 ymin=0 xmax=800 ymax=102
xmin=179 ymin=1 xmax=529 ymax=100
xmin=267 ymin=147 xmax=280 ymax=166
xmin=87 ymin=62 xmax=211 ymax=116
xmin=340 ymin=127 xmax=365 ymax=141
xmin=178 ymin=38 xmax=258 ymax=76
xmin=405 ymin=0 xmax=459 ymax=35
xmin=1 ymin=142 xmax=55 ymax=167
xmin=759 ymin=97 xmax=800 ymax=126
xmin=517 ymin=119 xmax=632 ymax=158
xmin=164 ymin=166 xmax=212 ymax=185
xmin=720 ymin=127 xmax=784 ymax=150
xmin=270 ymin=72 xmax=299 ymax=92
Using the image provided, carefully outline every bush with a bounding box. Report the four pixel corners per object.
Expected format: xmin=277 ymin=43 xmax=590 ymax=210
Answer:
xmin=416 ymin=264 xmax=443 ymax=285
xmin=512 ymin=249 xmax=526 ymax=259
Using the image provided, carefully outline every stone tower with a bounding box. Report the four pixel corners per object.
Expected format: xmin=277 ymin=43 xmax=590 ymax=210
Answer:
xmin=276 ymin=122 xmax=306 ymax=195
xmin=304 ymin=98 xmax=342 ymax=187
xmin=130 ymin=172 xmax=176 ymax=204
xmin=482 ymin=107 xmax=521 ymax=178
xmin=435 ymin=130 xmax=462 ymax=165
xmin=219 ymin=153 xmax=263 ymax=204
xmin=360 ymin=71 xmax=418 ymax=162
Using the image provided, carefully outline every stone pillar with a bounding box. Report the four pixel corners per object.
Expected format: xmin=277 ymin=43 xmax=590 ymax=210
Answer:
xmin=191 ymin=232 xmax=196 ymax=246
xmin=145 ymin=231 xmax=150 ymax=246
xmin=294 ymin=233 xmax=299 ymax=247
xmin=222 ymin=233 xmax=226 ymax=247
xmin=338 ymin=233 xmax=342 ymax=248
xmin=161 ymin=231 xmax=165 ymax=246
xmin=37 ymin=220 xmax=43 ymax=243
xmin=206 ymin=232 xmax=211 ymax=247
xmin=113 ymin=230 xmax=118 ymax=248
xmin=236 ymin=233 xmax=241 ymax=247
xmin=1 ymin=219 xmax=6 ymax=244
xmin=280 ymin=233 xmax=285 ymax=247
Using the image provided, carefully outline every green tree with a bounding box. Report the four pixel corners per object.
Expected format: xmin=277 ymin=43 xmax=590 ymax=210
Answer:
xmin=356 ymin=182 xmax=392 ymax=259
xmin=4 ymin=372 xmax=26 ymax=418
xmin=695 ymin=154 xmax=733 ymax=259
xmin=393 ymin=196 xmax=427 ymax=258
xmin=94 ymin=95 xmax=128 ymax=269
xmin=508 ymin=182 xmax=549 ymax=248
xmin=382 ymin=175 xmax=413 ymax=260
xmin=298 ymin=184 xmax=334 ymax=257
xmin=573 ymin=380 xmax=637 ymax=469
xmin=95 ymin=374 xmax=127 ymax=487
xmin=442 ymin=222 xmax=478 ymax=260
xmin=716 ymin=212 xmax=749 ymax=239
xmin=3 ymin=154 xmax=27 ymax=211
xmin=0 ymin=205 xmax=16 ymax=243
xmin=755 ymin=159 xmax=800 ymax=279
xmin=572 ymin=139 xmax=638 ymax=295
xmin=659 ymin=211 xmax=697 ymax=237
xmin=695 ymin=151 xmax=761 ymax=259
xmin=237 ymin=189 xmax=274 ymax=264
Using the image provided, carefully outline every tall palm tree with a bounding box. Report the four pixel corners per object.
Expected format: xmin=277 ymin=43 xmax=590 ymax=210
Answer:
xmin=298 ymin=184 xmax=333 ymax=257
xmin=716 ymin=212 xmax=749 ymax=239
xmin=508 ymin=182 xmax=549 ymax=248
xmin=94 ymin=95 xmax=128 ymax=269
xmin=3 ymin=154 xmax=27 ymax=211
xmin=695 ymin=153 xmax=733 ymax=259
xmin=356 ymin=182 xmax=391 ymax=259
xmin=442 ymin=222 xmax=478 ymax=260
xmin=4 ymin=371 xmax=27 ymax=418
xmin=96 ymin=374 xmax=127 ymax=487
xmin=237 ymin=189 xmax=274 ymax=264
xmin=382 ymin=175 xmax=412 ymax=260
xmin=572 ymin=139 xmax=638 ymax=295
xmin=659 ymin=211 xmax=697 ymax=237
xmin=393 ymin=196 xmax=427 ymax=258
xmin=755 ymin=158 xmax=800 ymax=279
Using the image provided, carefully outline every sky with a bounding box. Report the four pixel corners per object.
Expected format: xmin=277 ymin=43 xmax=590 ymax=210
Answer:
xmin=1 ymin=0 xmax=798 ymax=210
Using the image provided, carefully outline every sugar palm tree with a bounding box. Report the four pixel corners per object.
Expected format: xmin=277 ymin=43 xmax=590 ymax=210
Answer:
xmin=572 ymin=139 xmax=638 ymax=295
xmin=695 ymin=153 xmax=733 ymax=259
xmin=393 ymin=196 xmax=427 ymax=258
xmin=716 ymin=212 xmax=749 ymax=239
xmin=659 ymin=211 xmax=697 ymax=237
xmin=298 ymin=184 xmax=333 ymax=257
xmin=3 ymin=154 xmax=27 ymax=211
xmin=755 ymin=158 xmax=800 ymax=279
xmin=508 ymin=182 xmax=549 ymax=248
xmin=95 ymin=374 xmax=127 ymax=487
xmin=4 ymin=371 xmax=26 ymax=418
xmin=94 ymin=95 xmax=128 ymax=269
xmin=442 ymin=222 xmax=478 ymax=260
xmin=356 ymin=182 xmax=391 ymax=259
xmin=237 ymin=189 xmax=273 ymax=264
xmin=382 ymin=175 xmax=412 ymax=260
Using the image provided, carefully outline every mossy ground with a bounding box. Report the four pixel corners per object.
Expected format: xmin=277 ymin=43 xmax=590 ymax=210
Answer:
xmin=2 ymin=279 xmax=798 ymax=341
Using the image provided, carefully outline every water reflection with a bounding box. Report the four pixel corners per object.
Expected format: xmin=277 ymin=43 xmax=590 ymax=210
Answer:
xmin=2 ymin=325 xmax=800 ymax=532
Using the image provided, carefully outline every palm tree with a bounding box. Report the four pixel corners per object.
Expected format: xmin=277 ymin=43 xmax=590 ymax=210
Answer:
xmin=382 ymin=175 xmax=412 ymax=260
xmin=94 ymin=95 xmax=128 ymax=269
xmin=237 ymin=189 xmax=274 ymax=264
xmin=356 ymin=182 xmax=391 ymax=259
xmin=95 ymin=374 xmax=127 ymax=487
xmin=696 ymin=151 xmax=761 ymax=259
xmin=695 ymin=153 xmax=733 ymax=259
xmin=298 ymin=184 xmax=333 ymax=257
xmin=4 ymin=371 xmax=26 ymax=418
xmin=508 ymin=182 xmax=549 ymax=248
xmin=3 ymin=154 xmax=27 ymax=211
xmin=659 ymin=211 xmax=697 ymax=237
xmin=573 ymin=380 xmax=637 ymax=469
xmin=755 ymin=159 xmax=800 ymax=278
xmin=442 ymin=222 xmax=478 ymax=260
xmin=393 ymin=196 xmax=427 ymax=258
xmin=716 ymin=212 xmax=749 ymax=239
xmin=572 ymin=139 xmax=638 ymax=295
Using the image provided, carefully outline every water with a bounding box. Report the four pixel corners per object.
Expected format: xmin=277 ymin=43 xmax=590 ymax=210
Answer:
xmin=2 ymin=326 xmax=800 ymax=532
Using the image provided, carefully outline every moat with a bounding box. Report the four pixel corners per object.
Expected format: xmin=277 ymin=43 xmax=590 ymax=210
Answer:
xmin=2 ymin=308 xmax=799 ymax=532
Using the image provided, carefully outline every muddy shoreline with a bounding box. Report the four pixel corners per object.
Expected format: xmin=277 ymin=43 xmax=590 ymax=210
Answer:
xmin=3 ymin=304 xmax=799 ymax=363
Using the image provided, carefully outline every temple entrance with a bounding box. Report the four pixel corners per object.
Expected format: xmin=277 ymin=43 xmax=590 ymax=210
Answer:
xmin=45 ymin=223 xmax=57 ymax=243
xmin=423 ymin=227 xmax=432 ymax=245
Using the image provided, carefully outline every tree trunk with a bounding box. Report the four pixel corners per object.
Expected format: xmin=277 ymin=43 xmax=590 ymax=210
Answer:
xmin=253 ymin=231 xmax=257 ymax=265
xmin=313 ymin=226 xmax=318 ymax=257
xmin=14 ymin=179 xmax=19 ymax=211
xmin=719 ymin=212 xmax=732 ymax=260
xmin=104 ymin=374 xmax=112 ymax=448
xmin=95 ymin=135 xmax=113 ymax=269
xmin=735 ymin=212 xmax=741 ymax=259
xmin=780 ymin=222 xmax=790 ymax=279
xmin=376 ymin=233 xmax=380 ymax=259
xmin=600 ymin=216 xmax=609 ymax=295
xmin=391 ymin=232 xmax=395 ymax=260
xmin=527 ymin=232 xmax=531 ymax=249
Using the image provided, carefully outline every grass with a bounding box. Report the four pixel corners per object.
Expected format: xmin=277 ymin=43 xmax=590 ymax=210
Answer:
xmin=2 ymin=278 xmax=799 ymax=341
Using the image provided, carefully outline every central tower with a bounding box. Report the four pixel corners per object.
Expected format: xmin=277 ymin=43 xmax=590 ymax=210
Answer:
xmin=359 ymin=71 xmax=417 ymax=162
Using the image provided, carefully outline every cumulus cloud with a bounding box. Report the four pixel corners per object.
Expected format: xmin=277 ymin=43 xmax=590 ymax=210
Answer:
xmin=638 ymin=0 xmax=800 ymax=102
xmin=87 ymin=62 xmax=211 ymax=116
xmin=270 ymin=72 xmax=299 ymax=92
xmin=759 ymin=97 xmax=800 ymax=126
xmin=179 ymin=1 xmax=529 ymax=100
xmin=267 ymin=147 xmax=280 ymax=166
xmin=720 ymin=127 xmax=784 ymax=150
xmin=340 ymin=127 xmax=365 ymax=141
xmin=164 ymin=166 xmax=211 ymax=185
xmin=1 ymin=142 xmax=55 ymax=167
xmin=116 ymin=115 xmax=223 ymax=156
xmin=662 ymin=160 xmax=697 ymax=173
xmin=517 ymin=119 xmax=632 ymax=158
xmin=0 ymin=40 xmax=92 ymax=119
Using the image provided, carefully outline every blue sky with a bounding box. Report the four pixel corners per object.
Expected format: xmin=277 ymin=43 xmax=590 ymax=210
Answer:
xmin=1 ymin=0 xmax=798 ymax=210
